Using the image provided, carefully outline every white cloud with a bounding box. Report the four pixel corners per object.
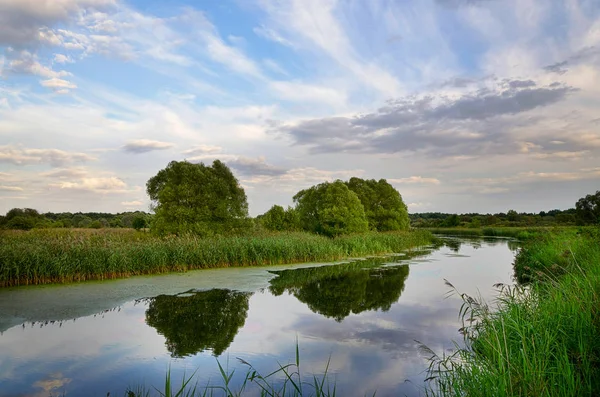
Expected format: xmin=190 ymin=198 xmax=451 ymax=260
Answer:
xmin=269 ymin=81 xmax=347 ymax=107
xmin=0 ymin=185 xmax=23 ymax=192
xmin=40 ymin=78 xmax=77 ymax=90
xmin=53 ymin=54 xmax=73 ymax=64
xmin=0 ymin=146 xmax=95 ymax=167
xmin=182 ymin=145 xmax=223 ymax=156
xmin=53 ymin=177 xmax=127 ymax=192
xmin=388 ymin=176 xmax=441 ymax=185
xmin=253 ymin=25 xmax=295 ymax=48
xmin=122 ymin=139 xmax=175 ymax=154
xmin=121 ymin=200 xmax=143 ymax=206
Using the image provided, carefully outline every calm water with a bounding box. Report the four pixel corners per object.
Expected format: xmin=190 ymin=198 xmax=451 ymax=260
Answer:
xmin=0 ymin=237 xmax=517 ymax=397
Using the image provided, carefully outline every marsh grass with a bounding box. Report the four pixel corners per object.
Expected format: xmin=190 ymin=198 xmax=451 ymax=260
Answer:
xmin=425 ymin=226 xmax=562 ymax=240
xmin=0 ymin=228 xmax=433 ymax=287
xmin=423 ymin=228 xmax=600 ymax=396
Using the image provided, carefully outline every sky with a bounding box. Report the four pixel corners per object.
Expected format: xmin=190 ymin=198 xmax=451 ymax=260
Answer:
xmin=1 ymin=0 xmax=600 ymax=216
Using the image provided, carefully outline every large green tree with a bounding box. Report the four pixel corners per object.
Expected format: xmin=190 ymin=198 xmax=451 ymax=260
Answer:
xmin=345 ymin=178 xmax=410 ymax=231
xmin=146 ymin=160 xmax=249 ymax=235
xmin=575 ymin=190 xmax=600 ymax=225
xmin=293 ymin=180 xmax=369 ymax=237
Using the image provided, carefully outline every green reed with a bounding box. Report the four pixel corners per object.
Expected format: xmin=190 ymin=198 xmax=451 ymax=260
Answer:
xmin=424 ymin=228 xmax=600 ymax=396
xmin=0 ymin=229 xmax=433 ymax=287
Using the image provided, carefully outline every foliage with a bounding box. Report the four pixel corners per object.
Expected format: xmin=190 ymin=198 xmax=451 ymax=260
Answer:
xmin=0 ymin=228 xmax=433 ymax=287
xmin=258 ymin=205 xmax=300 ymax=232
xmin=293 ymin=180 xmax=369 ymax=237
xmin=269 ymin=258 xmax=413 ymax=321
xmin=143 ymin=289 xmax=251 ymax=357
xmin=132 ymin=216 xmax=148 ymax=231
xmin=3 ymin=208 xmax=43 ymax=230
xmin=147 ymin=160 xmax=249 ymax=236
xmin=576 ymin=190 xmax=600 ymax=225
xmin=425 ymin=229 xmax=600 ymax=396
xmin=411 ymin=209 xmax=578 ymax=228
xmin=345 ymin=177 xmax=409 ymax=231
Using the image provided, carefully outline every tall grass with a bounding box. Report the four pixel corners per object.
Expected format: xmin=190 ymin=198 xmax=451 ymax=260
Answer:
xmin=0 ymin=229 xmax=433 ymax=287
xmin=124 ymin=341 xmax=347 ymax=397
xmin=424 ymin=228 xmax=600 ymax=396
xmin=425 ymin=226 xmax=559 ymax=240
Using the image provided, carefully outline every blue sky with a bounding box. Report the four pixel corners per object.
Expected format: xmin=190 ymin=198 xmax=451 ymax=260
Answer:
xmin=1 ymin=0 xmax=600 ymax=215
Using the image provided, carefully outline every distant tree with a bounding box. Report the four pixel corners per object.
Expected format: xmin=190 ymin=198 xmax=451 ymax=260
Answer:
xmin=89 ymin=220 xmax=103 ymax=229
xmin=132 ymin=216 xmax=147 ymax=231
xmin=345 ymin=177 xmax=410 ymax=231
xmin=260 ymin=205 xmax=300 ymax=231
xmin=109 ymin=218 xmax=123 ymax=228
xmin=442 ymin=214 xmax=460 ymax=227
xmin=147 ymin=160 xmax=249 ymax=236
xmin=260 ymin=205 xmax=286 ymax=231
xmin=575 ymin=190 xmax=600 ymax=225
xmin=293 ymin=180 xmax=369 ymax=237
xmin=72 ymin=214 xmax=92 ymax=228
xmin=4 ymin=208 xmax=43 ymax=230
xmin=507 ymin=209 xmax=520 ymax=222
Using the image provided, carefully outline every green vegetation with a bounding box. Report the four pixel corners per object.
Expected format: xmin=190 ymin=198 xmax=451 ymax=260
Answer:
xmin=345 ymin=177 xmax=410 ymax=231
xmin=425 ymin=227 xmax=600 ymax=396
xmin=125 ymin=343 xmax=342 ymax=397
xmin=293 ymin=180 xmax=369 ymax=237
xmin=257 ymin=205 xmax=300 ymax=232
xmin=575 ymin=190 xmax=600 ymax=225
xmin=411 ymin=208 xmax=579 ymax=228
xmin=0 ymin=208 xmax=152 ymax=230
xmin=147 ymin=160 xmax=250 ymax=236
xmin=0 ymin=228 xmax=433 ymax=287
xmin=143 ymin=289 xmax=251 ymax=357
xmin=424 ymin=226 xmax=553 ymax=240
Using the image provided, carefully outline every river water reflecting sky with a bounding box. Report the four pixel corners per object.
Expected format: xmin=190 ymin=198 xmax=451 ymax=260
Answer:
xmin=0 ymin=237 xmax=517 ymax=397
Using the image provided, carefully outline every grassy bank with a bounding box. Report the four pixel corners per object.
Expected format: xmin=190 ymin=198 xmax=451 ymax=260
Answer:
xmin=424 ymin=226 xmax=562 ymax=240
xmin=427 ymin=228 xmax=600 ymax=396
xmin=0 ymin=229 xmax=433 ymax=287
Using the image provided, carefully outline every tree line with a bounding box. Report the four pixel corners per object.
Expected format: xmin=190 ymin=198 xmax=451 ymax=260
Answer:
xmin=0 ymin=208 xmax=152 ymax=231
xmin=1 ymin=159 xmax=598 ymax=233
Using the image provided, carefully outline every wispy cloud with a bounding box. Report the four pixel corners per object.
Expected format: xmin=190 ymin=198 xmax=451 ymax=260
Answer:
xmin=0 ymin=146 xmax=95 ymax=167
xmin=123 ymin=139 xmax=175 ymax=154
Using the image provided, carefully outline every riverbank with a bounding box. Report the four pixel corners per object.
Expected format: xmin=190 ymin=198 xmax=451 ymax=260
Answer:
xmin=427 ymin=227 xmax=600 ymax=396
xmin=0 ymin=229 xmax=434 ymax=287
xmin=423 ymin=226 xmax=561 ymax=239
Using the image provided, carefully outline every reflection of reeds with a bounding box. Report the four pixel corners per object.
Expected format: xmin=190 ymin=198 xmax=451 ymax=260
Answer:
xmin=0 ymin=229 xmax=433 ymax=287
xmin=422 ymin=228 xmax=600 ymax=396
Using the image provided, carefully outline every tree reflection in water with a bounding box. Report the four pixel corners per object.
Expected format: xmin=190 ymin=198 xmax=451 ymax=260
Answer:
xmin=269 ymin=256 xmax=414 ymax=322
xmin=143 ymin=289 xmax=251 ymax=357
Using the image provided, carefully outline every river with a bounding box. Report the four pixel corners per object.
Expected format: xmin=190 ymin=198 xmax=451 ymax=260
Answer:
xmin=0 ymin=237 xmax=517 ymax=397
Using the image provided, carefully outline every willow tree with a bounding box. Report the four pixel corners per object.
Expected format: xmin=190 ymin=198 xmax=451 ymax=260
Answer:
xmin=345 ymin=177 xmax=410 ymax=231
xmin=293 ymin=180 xmax=369 ymax=237
xmin=146 ymin=160 xmax=249 ymax=235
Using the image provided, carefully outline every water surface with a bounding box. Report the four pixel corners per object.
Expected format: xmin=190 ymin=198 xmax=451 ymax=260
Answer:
xmin=0 ymin=237 xmax=517 ymax=396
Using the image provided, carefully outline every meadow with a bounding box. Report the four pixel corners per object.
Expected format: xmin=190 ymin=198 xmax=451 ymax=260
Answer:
xmin=0 ymin=228 xmax=434 ymax=287
xmin=425 ymin=227 xmax=600 ymax=396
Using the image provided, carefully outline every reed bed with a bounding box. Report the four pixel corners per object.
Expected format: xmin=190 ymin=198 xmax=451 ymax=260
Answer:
xmin=425 ymin=228 xmax=600 ymax=396
xmin=0 ymin=229 xmax=433 ymax=287
xmin=424 ymin=226 xmax=565 ymax=240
